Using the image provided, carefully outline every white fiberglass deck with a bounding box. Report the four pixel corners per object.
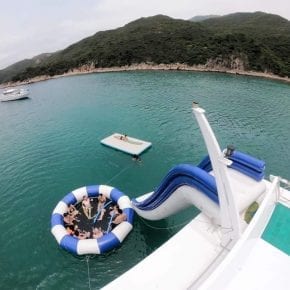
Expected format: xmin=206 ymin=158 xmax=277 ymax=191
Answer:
xmin=100 ymin=133 xmax=152 ymax=155
xmin=102 ymin=213 xmax=224 ymax=290
xmin=200 ymin=238 xmax=290 ymax=290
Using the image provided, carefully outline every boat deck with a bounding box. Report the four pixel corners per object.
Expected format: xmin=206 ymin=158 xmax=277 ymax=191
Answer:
xmin=100 ymin=133 xmax=152 ymax=155
xmin=200 ymin=238 xmax=290 ymax=290
xmin=102 ymin=213 xmax=224 ymax=290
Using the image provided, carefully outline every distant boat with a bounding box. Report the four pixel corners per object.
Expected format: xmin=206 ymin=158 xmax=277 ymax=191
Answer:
xmin=1 ymin=87 xmax=29 ymax=102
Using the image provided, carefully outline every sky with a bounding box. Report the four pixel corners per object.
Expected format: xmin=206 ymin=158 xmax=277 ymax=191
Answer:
xmin=1 ymin=0 xmax=290 ymax=69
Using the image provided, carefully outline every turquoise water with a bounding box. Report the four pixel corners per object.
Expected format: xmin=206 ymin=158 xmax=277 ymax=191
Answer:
xmin=262 ymin=203 xmax=290 ymax=255
xmin=0 ymin=71 xmax=290 ymax=289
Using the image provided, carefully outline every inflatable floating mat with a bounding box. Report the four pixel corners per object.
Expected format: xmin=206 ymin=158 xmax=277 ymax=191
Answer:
xmin=101 ymin=133 xmax=152 ymax=155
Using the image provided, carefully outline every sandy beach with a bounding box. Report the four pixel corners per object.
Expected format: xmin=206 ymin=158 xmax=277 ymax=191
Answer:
xmin=1 ymin=62 xmax=290 ymax=88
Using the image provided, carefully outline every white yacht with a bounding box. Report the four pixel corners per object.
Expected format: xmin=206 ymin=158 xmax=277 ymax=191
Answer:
xmin=102 ymin=102 xmax=290 ymax=290
xmin=1 ymin=87 xmax=29 ymax=102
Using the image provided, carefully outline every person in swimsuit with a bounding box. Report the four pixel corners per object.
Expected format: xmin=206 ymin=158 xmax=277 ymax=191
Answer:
xmin=63 ymin=212 xmax=78 ymax=226
xmin=68 ymin=204 xmax=79 ymax=217
xmin=111 ymin=208 xmax=127 ymax=229
xmin=92 ymin=227 xmax=104 ymax=239
xmin=66 ymin=224 xmax=75 ymax=236
xmin=97 ymin=194 xmax=106 ymax=221
xmin=82 ymin=196 xmax=92 ymax=219
xmin=119 ymin=134 xmax=128 ymax=141
xmin=109 ymin=205 xmax=119 ymax=216
xmin=74 ymin=229 xmax=90 ymax=240
xmin=132 ymin=154 xmax=141 ymax=162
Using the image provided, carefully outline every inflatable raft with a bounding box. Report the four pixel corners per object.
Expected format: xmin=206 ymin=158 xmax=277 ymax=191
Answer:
xmin=51 ymin=185 xmax=134 ymax=255
xmin=101 ymin=133 xmax=152 ymax=155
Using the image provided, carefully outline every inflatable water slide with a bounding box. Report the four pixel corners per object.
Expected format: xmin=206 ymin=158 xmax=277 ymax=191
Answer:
xmin=132 ymin=150 xmax=266 ymax=223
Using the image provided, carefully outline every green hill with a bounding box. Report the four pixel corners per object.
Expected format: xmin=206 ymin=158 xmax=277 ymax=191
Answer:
xmin=201 ymin=12 xmax=290 ymax=75
xmin=1 ymin=12 xmax=290 ymax=84
xmin=0 ymin=53 xmax=52 ymax=84
xmin=201 ymin=12 xmax=290 ymax=36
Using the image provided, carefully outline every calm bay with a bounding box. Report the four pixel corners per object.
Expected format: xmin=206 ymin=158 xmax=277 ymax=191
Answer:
xmin=0 ymin=71 xmax=290 ymax=289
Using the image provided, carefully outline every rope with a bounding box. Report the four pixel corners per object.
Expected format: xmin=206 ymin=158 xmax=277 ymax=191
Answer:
xmin=89 ymin=161 xmax=133 ymax=223
xmin=106 ymin=214 xmax=115 ymax=233
xmin=92 ymin=201 xmax=112 ymax=223
xmin=86 ymin=255 xmax=92 ymax=290
xmin=105 ymin=163 xmax=134 ymax=184
xmin=138 ymin=215 xmax=194 ymax=230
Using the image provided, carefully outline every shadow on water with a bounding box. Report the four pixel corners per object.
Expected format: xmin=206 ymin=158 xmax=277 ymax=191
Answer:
xmin=137 ymin=216 xmax=173 ymax=254
xmin=135 ymin=205 xmax=200 ymax=255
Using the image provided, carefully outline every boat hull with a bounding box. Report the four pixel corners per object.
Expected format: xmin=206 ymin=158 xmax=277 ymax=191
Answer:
xmin=1 ymin=96 xmax=29 ymax=102
xmin=1 ymin=88 xmax=29 ymax=102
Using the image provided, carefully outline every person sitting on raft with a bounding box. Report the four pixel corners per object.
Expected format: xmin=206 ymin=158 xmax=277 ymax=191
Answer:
xmin=109 ymin=204 xmax=119 ymax=216
xmin=97 ymin=194 xmax=106 ymax=221
xmin=68 ymin=204 xmax=79 ymax=217
xmin=119 ymin=134 xmax=128 ymax=141
xmin=92 ymin=227 xmax=104 ymax=239
xmin=66 ymin=224 xmax=75 ymax=236
xmin=63 ymin=212 xmax=79 ymax=226
xmin=82 ymin=196 xmax=92 ymax=219
xmin=74 ymin=229 xmax=90 ymax=240
xmin=111 ymin=208 xmax=127 ymax=229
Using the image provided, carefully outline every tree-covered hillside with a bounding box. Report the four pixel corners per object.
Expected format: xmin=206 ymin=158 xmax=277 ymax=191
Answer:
xmin=0 ymin=53 xmax=52 ymax=84
xmin=202 ymin=12 xmax=290 ymax=76
xmin=1 ymin=12 xmax=290 ymax=84
xmin=202 ymin=12 xmax=290 ymax=36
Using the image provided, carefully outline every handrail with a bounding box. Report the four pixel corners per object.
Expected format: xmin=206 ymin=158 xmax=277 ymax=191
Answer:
xmin=197 ymin=175 xmax=281 ymax=290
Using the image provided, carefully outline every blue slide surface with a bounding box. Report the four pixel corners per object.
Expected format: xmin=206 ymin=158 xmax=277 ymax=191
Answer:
xmin=132 ymin=164 xmax=218 ymax=211
xmin=198 ymin=150 xmax=265 ymax=181
xmin=132 ymin=151 xmax=265 ymax=212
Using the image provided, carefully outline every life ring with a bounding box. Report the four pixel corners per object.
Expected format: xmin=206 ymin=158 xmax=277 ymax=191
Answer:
xmin=51 ymin=185 xmax=134 ymax=255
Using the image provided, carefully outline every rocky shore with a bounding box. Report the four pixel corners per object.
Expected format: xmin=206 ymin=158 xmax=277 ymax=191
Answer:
xmin=1 ymin=62 xmax=290 ymax=88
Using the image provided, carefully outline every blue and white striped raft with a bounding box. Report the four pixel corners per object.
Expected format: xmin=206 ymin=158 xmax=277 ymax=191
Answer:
xmin=101 ymin=133 xmax=152 ymax=155
xmin=51 ymin=185 xmax=134 ymax=255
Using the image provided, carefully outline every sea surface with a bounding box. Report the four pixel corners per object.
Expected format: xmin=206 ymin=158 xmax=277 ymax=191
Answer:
xmin=0 ymin=71 xmax=290 ymax=289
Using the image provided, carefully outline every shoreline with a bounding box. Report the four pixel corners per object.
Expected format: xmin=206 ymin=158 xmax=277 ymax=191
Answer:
xmin=1 ymin=63 xmax=290 ymax=88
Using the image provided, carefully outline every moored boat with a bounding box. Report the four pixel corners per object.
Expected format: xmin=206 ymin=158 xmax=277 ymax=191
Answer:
xmin=1 ymin=87 xmax=29 ymax=102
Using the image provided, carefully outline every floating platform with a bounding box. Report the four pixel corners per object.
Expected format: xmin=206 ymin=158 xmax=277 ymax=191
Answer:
xmin=51 ymin=185 xmax=134 ymax=255
xmin=101 ymin=133 xmax=152 ymax=155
